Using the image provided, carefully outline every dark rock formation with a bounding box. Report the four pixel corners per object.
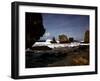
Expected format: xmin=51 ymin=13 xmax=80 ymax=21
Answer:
xmin=69 ymin=37 xmax=74 ymax=42
xmin=51 ymin=37 xmax=57 ymax=43
xmin=84 ymin=30 xmax=89 ymax=43
xmin=59 ymin=34 xmax=69 ymax=43
xmin=32 ymin=46 xmax=52 ymax=50
xmin=25 ymin=13 xmax=45 ymax=49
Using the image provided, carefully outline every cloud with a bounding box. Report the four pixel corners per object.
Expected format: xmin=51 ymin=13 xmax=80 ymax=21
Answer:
xmin=44 ymin=32 xmax=50 ymax=37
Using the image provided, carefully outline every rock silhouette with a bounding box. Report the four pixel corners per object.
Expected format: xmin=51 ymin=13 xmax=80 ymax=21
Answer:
xmin=59 ymin=34 xmax=69 ymax=43
xmin=84 ymin=30 xmax=89 ymax=43
xmin=51 ymin=37 xmax=57 ymax=43
xmin=69 ymin=37 xmax=74 ymax=42
xmin=26 ymin=13 xmax=45 ymax=49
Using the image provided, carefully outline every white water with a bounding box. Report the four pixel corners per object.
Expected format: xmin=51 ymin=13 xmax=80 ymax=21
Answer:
xmin=32 ymin=42 xmax=89 ymax=48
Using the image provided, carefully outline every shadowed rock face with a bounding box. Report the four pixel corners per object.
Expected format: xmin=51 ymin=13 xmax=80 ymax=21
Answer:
xmin=26 ymin=13 xmax=45 ymax=49
xmin=84 ymin=30 xmax=89 ymax=43
xmin=59 ymin=34 xmax=69 ymax=43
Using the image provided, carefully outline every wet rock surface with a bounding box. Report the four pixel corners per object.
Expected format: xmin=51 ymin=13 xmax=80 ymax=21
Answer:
xmin=26 ymin=45 xmax=89 ymax=68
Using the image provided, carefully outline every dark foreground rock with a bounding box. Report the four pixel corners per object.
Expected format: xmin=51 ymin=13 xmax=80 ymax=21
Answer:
xmin=32 ymin=46 xmax=52 ymax=50
xmin=26 ymin=45 xmax=89 ymax=68
xmin=26 ymin=13 xmax=45 ymax=49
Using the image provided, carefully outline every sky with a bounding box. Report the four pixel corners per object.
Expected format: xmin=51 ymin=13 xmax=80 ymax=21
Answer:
xmin=41 ymin=13 xmax=89 ymax=41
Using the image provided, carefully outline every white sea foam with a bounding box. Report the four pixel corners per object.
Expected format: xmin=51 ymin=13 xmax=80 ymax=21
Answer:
xmin=32 ymin=40 xmax=89 ymax=48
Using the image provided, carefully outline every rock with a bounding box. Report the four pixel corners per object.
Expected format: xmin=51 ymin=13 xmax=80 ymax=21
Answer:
xmin=32 ymin=46 xmax=52 ymax=50
xmin=51 ymin=37 xmax=57 ymax=43
xmin=26 ymin=13 xmax=45 ymax=49
xmin=69 ymin=37 xmax=74 ymax=42
xmin=84 ymin=30 xmax=89 ymax=43
xmin=72 ymin=56 xmax=89 ymax=65
xmin=59 ymin=34 xmax=69 ymax=43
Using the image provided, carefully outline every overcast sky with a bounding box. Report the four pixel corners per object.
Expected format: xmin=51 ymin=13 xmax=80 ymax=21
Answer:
xmin=41 ymin=13 xmax=89 ymax=41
